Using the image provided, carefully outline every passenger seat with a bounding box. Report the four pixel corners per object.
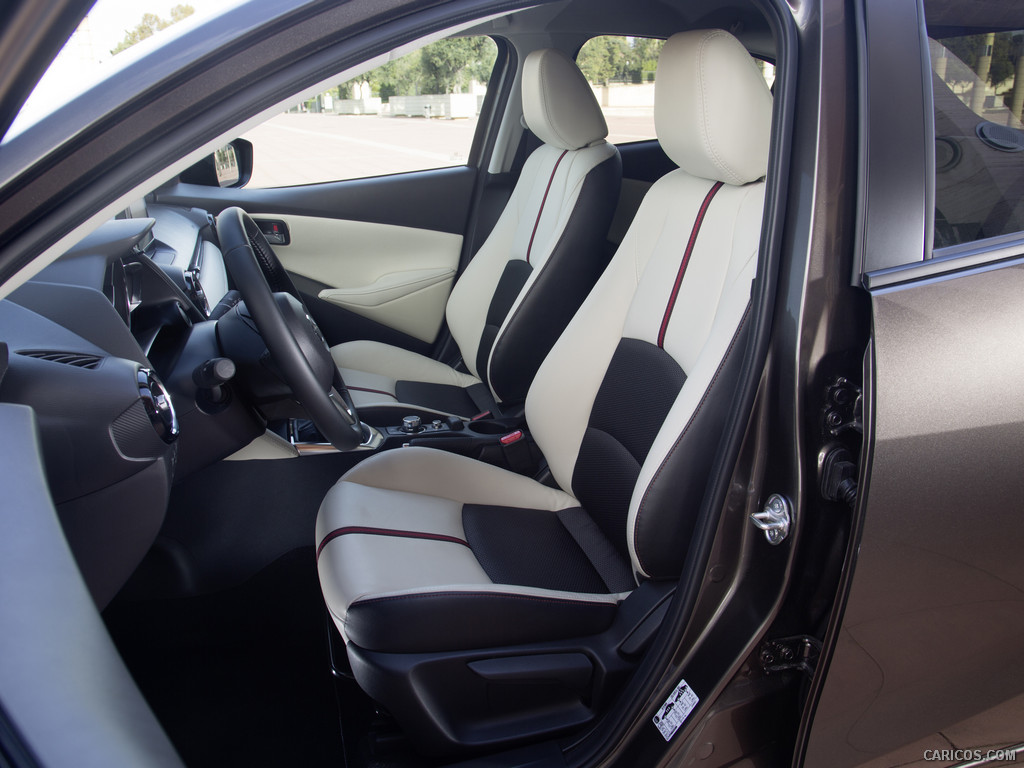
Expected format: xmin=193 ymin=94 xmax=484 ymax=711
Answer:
xmin=330 ymin=48 xmax=622 ymax=423
xmin=315 ymin=29 xmax=773 ymax=754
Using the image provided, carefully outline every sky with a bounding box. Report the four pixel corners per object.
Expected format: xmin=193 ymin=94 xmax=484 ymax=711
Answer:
xmin=68 ymin=0 xmax=238 ymax=66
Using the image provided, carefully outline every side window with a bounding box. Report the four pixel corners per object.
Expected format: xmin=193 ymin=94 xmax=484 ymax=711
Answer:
xmin=242 ymin=36 xmax=498 ymax=187
xmin=929 ymin=30 xmax=1024 ymax=249
xmin=576 ymin=36 xmax=663 ymax=144
xmin=575 ymin=36 xmax=776 ymax=146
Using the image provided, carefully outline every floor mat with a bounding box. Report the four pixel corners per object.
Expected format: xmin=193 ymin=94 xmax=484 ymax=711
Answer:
xmin=105 ymin=547 xmax=346 ymax=768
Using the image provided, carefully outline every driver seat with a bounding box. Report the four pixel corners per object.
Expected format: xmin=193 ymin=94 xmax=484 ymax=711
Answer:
xmin=316 ymin=30 xmax=772 ymax=754
xmin=329 ymin=48 xmax=621 ymax=423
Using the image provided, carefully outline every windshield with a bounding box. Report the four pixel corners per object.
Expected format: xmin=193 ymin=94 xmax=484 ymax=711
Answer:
xmin=5 ymin=0 xmax=243 ymax=141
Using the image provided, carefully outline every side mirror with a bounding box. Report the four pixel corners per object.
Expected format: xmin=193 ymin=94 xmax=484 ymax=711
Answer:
xmin=180 ymin=138 xmax=254 ymax=188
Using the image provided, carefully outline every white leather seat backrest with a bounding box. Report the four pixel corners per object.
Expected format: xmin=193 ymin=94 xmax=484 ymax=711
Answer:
xmin=525 ymin=29 xmax=773 ymax=580
xmin=444 ymin=48 xmax=616 ymax=396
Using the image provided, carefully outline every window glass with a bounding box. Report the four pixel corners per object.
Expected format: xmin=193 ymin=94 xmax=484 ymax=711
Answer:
xmin=929 ymin=31 xmax=1024 ymax=249
xmin=242 ymin=36 xmax=498 ymax=187
xmin=576 ymin=36 xmax=663 ymax=144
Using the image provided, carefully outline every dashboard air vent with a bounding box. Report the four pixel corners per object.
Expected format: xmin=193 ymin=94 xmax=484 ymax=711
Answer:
xmin=17 ymin=350 xmax=102 ymax=369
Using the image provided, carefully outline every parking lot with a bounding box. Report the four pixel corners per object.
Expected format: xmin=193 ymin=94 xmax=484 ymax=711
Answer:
xmin=242 ymin=110 xmax=657 ymax=187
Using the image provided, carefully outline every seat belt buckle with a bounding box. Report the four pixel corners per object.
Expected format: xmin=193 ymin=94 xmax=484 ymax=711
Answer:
xmin=500 ymin=429 xmax=523 ymax=445
xmin=499 ymin=430 xmax=532 ymax=474
xmin=471 ymin=410 xmax=492 ymax=421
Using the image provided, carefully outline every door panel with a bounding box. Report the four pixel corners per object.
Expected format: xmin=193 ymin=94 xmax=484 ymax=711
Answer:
xmin=254 ymin=215 xmax=459 ymax=343
xmin=804 ymin=1 xmax=1024 ymax=762
xmin=154 ymin=165 xmax=478 ymax=349
xmin=805 ymin=256 xmax=1024 ymax=768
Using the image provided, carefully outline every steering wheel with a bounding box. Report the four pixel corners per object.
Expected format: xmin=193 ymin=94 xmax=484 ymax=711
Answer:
xmin=216 ymin=207 xmax=364 ymax=450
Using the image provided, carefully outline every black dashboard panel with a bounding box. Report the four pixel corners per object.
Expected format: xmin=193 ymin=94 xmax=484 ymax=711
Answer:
xmin=148 ymin=203 xmax=229 ymax=315
xmin=0 ymin=299 xmax=166 ymax=503
xmin=0 ymin=297 xmax=177 ymax=608
xmin=0 ymin=203 xmax=262 ymax=607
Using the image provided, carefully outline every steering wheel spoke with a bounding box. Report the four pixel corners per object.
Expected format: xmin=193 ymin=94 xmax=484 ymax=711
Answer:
xmin=328 ymin=386 xmax=359 ymax=426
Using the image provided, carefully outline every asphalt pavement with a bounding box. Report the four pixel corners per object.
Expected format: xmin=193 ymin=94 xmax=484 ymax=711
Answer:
xmin=242 ymin=110 xmax=656 ymax=187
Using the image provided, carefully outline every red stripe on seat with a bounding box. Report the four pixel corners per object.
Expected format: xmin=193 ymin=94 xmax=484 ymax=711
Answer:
xmin=316 ymin=526 xmax=470 ymax=560
xmin=525 ymin=149 xmax=569 ymax=265
xmin=657 ymin=181 xmax=725 ymax=349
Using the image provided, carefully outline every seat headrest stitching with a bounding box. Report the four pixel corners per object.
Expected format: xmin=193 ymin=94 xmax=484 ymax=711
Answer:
xmin=536 ymin=69 xmax=559 ymax=145
xmin=697 ymin=33 xmax=717 ymax=182
xmin=540 ymin=68 xmax=573 ymax=149
xmin=703 ymin=31 xmax=744 ymax=186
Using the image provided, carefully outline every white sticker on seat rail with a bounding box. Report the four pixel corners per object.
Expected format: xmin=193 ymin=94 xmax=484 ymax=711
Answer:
xmin=653 ymin=678 xmax=699 ymax=742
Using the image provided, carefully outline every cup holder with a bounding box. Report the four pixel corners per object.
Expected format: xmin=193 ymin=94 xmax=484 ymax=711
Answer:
xmin=467 ymin=420 xmax=508 ymax=435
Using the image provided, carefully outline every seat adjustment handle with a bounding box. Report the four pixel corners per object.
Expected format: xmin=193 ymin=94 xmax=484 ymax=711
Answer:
xmin=468 ymin=653 xmax=593 ymax=692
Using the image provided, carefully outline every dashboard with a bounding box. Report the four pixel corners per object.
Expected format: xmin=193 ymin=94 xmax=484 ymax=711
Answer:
xmin=0 ymin=201 xmax=264 ymax=608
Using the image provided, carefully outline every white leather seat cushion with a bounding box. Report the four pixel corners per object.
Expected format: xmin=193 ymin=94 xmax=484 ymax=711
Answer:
xmin=331 ymin=339 xmax=480 ymax=410
xmin=317 ymin=448 xmax=625 ymax=652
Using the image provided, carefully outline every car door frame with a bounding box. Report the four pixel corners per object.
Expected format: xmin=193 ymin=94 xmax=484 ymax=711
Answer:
xmin=799 ymin=0 xmax=1024 ymax=765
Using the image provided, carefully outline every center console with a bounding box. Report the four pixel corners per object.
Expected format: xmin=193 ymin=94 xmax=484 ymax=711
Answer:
xmin=288 ymin=412 xmax=539 ymax=475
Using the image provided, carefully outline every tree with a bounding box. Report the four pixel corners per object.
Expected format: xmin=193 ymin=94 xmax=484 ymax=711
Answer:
xmin=371 ymin=54 xmax=422 ymax=100
xmin=336 ymin=36 xmax=496 ymax=101
xmin=420 ymin=38 xmax=483 ymax=94
xmin=465 ymin=37 xmax=498 ymax=86
xmin=632 ymin=37 xmax=664 ymax=83
xmin=337 ymin=51 xmax=421 ymax=102
xmin=169 ymin=3 xmax=194 ymax=23
xmin=111 ymin=4 xmax=195 ymax=56
xmin=577 ymin=36 xmax=623 ymax=85
xmin=577 ymin=36 xmax=665 ymax=85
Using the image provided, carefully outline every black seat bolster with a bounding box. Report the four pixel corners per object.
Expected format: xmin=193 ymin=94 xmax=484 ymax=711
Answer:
xmin=474 ymin=260 xmax=534 ymax=380
xmin=341 ymin=502 xmax=633 ymax=655
xmin=555 ymin=507 xmax=636 ymax=592
xmin=344 ymin=591 xmax=617 ymax=654
xmin=632 ymin=309 xmax=752 ymax=579
xmin=487 ymin=152 xmax=623 ymax=403
xmin=571 ymin=337 xmax=687 ymax=562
